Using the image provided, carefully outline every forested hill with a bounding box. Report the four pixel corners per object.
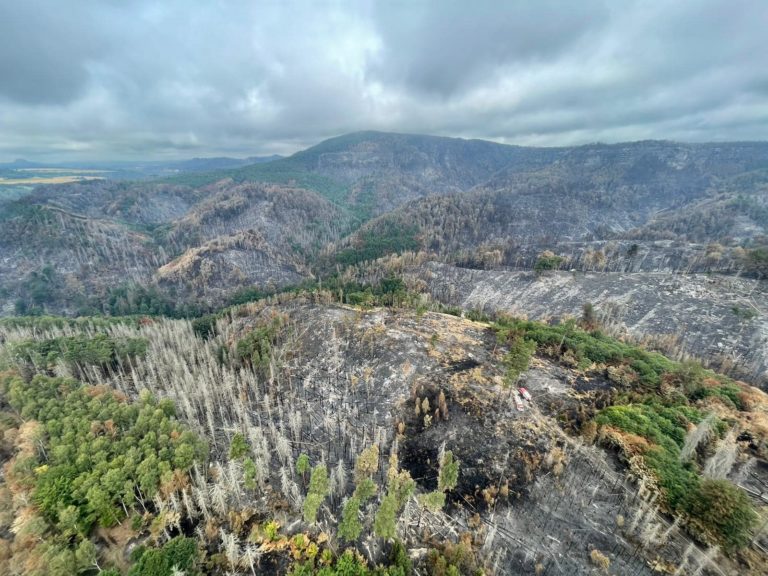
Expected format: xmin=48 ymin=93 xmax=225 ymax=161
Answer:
xmin=0 ymin=132 xmax=767 ymax=319
xmin=1 ymin=289 xmax=768 ymax=574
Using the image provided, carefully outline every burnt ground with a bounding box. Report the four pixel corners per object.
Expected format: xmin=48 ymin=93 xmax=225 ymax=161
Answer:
xmin=6 ymin=302 xmax=761 ymax=575
xmin=217 ymin=304 xmax=768 ymax=574
xmin=415 ymin=262 xmax=768 ymax=389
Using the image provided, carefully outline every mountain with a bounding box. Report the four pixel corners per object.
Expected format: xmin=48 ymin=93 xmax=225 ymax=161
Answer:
xmin=0 ymin=131 xmax=766 ymax=318
xmin=0 ymin=158 xmax=45 ymax=169
xmin=171 ymin=131 xmax=562 ymax=218
xmin=337 ymin=139 xmax=768 ymax=271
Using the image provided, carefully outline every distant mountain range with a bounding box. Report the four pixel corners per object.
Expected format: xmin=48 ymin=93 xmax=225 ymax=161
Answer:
xmin=0 ymin=131 xmax=766 ymax=318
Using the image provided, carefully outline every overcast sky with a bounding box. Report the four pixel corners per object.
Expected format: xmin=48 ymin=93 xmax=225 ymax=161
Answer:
xmin=1 ymin=0 xmax=767 ymax=161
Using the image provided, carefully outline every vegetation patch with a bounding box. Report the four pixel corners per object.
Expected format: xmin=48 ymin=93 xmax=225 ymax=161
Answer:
xmin=0 ymin=371 xmax=206 ymax=573
xmin=595 ymin=402 xmax=756 ymax=550
xmin=493 ymin=317 xmax=676 ymax=388
xmin=334 ymin=221 xmax=420 ymax=267
xmin=10 ymin=334 xmax=148 ymax=375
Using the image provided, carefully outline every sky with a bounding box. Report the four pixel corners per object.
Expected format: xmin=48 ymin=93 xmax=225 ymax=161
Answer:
xmin=1 ymin=0 xmax=767 ymax=161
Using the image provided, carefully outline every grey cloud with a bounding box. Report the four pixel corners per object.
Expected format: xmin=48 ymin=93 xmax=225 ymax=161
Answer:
xmin=0 ymin=0 xmax=766 ymax=161
xmin=369 ymin=1 xmax=611 ymax=97
xmin=0 ymin=2 xmax=107 ymax=104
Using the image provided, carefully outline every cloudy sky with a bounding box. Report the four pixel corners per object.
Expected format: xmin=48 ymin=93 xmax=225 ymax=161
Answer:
xmin=1 ymin=0 xmax=767 ymax=161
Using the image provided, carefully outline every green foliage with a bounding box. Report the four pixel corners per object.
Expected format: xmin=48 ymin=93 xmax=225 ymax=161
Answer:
xmin=374 ymin=493 xmax=399 ymax=540
xmin=191 ymin=314 xmax=218 ymax=339
xmin=437 ymin=450 xmax=459 ymax=493
xmin=128 ymin=536 xmax=200 ymax=576
xmin=1 ymin=372 xmax=206 ymax=534
xmin=0 ymin=314 xmax=139 ymax=331
xmin=387 ymin=471 xmax=415 ymax=510
xmin=387 ymin=540 xmax=412 ymax=576
xmin=11 ymin=265 xmax=63 ymax=315
xmin=667 ymin=361 xmax=746 ymax=410
xmin=234 ymin=315 xmax=286 ymax=371
xmin=289 ymin=549 xmax=373 ymax=576
xmin=334 ymin=222 xmax=420 ymax=267
xmin=309 ymin=463 xmax=330 ymax=496
xmin=228 ymin=286 xmax=273 ymax=306
xmin=339 ymin=496 xmax=363 ymax=542
xmin=103 ymin=284 xmax=208 ymax=318
xmin=355 ymin=445 xmax=380 ymax=483
xmin=290 ymin=546 xmax=410 ymax=576
xmin=228 ymin=432 xmax=249 ymax=460
xmin=243 ymin=457 xmax=258 ymax=490
xmin=501 ymin=336 xmax=536 ymax=385
xmin=297 ymin=453 xmax=311 ymax=477
xmin=688 ymin=381 xmax=745 ymax=410
xmin=10 ymin=333 xmax=147 ymax=374
xmin=425 ymin=539 xmax=476 ymax=576
xmin=595 ymin=402 xmax=756 ymax=549
xmin=418 ymin=491 xmax=446 ymax=513
xmin=685 ymin=479 xmax=758 ymax=551
xmin=595 ymin=403 xmax=700 ymax=455
xmin=581 ymin=302 xmax=597 ymax=329
xmin=533 ymin=251 xmax=564 ymax=272
xmin=354 ymin=478 xmax=378 ymax=501
xmin=493 ymin=317 xmax=676 ymax=388
xmin=304 ymin=464 xmax=330 ymax=524
xmin=743 ymin=246 xmax=768 ymax=278
xmin=304 ymin=494 xmax=325 ymax=525
xmin=264 ymin=519 xmax=280 ymax=541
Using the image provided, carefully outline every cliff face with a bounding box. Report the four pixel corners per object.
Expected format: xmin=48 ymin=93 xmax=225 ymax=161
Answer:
xmin=414 ymin=262 xmax=768 ymax=388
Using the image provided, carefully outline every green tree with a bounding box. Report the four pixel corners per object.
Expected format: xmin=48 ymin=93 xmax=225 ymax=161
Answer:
xmin=374 ymin=493 xmax=398 ymax=540
xmin=437 ymin=450 xmax=459 ymax=493
xmin=296 ymin=452 xmax=311 ymax=484
xmin=229 ymin=432 xmax=249 ymax=460
xmin=243 ymin=457 xmax=258 ymax=491
xmin=303 ymin=464 xmax=329 ymax=524
xmin=354 ymin=445 xmax=379 ymax=484
xmin=338 ymin=496 xmax=363 ymax=542
xmin=418 ymin=491 xmax=446 ymax=513
xmin=503 ymin=337 xmax=536 ymax=386
xmin=534 ymin=251 xmax=564 ymax=273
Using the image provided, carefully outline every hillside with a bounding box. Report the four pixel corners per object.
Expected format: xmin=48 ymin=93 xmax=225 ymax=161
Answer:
xmin=0 ymin=179 xmax=351 ymax=315
xmin=0 ymin=132 xmax=766 ymax=325
xmin=336 ymin=140 xmax=768 ymax=272
xmin=411 ymin=262 xmax=768 ymax=387
xmin=170 ymin=131 xmax=563 ymax=219
xmin=1 ymin=294 xmax=767 ymax=574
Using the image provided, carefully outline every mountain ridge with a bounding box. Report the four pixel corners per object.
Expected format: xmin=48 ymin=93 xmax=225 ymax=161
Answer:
xmin=1 ymin=130 xmax=766 ymax=325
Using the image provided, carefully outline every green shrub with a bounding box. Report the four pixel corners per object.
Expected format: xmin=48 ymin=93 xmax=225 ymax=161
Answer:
xmin=595 ymin=401 xmax=756 ymax=549
xmin=128 ymin=536 xmax=200 ymax=576
xmin=533 ymin=252 xmax=564 ymax=272
xmin=684 ymin=479 xmax=758 ymax=551
xmin=493 ymin=318 xmax=675 ymax=388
